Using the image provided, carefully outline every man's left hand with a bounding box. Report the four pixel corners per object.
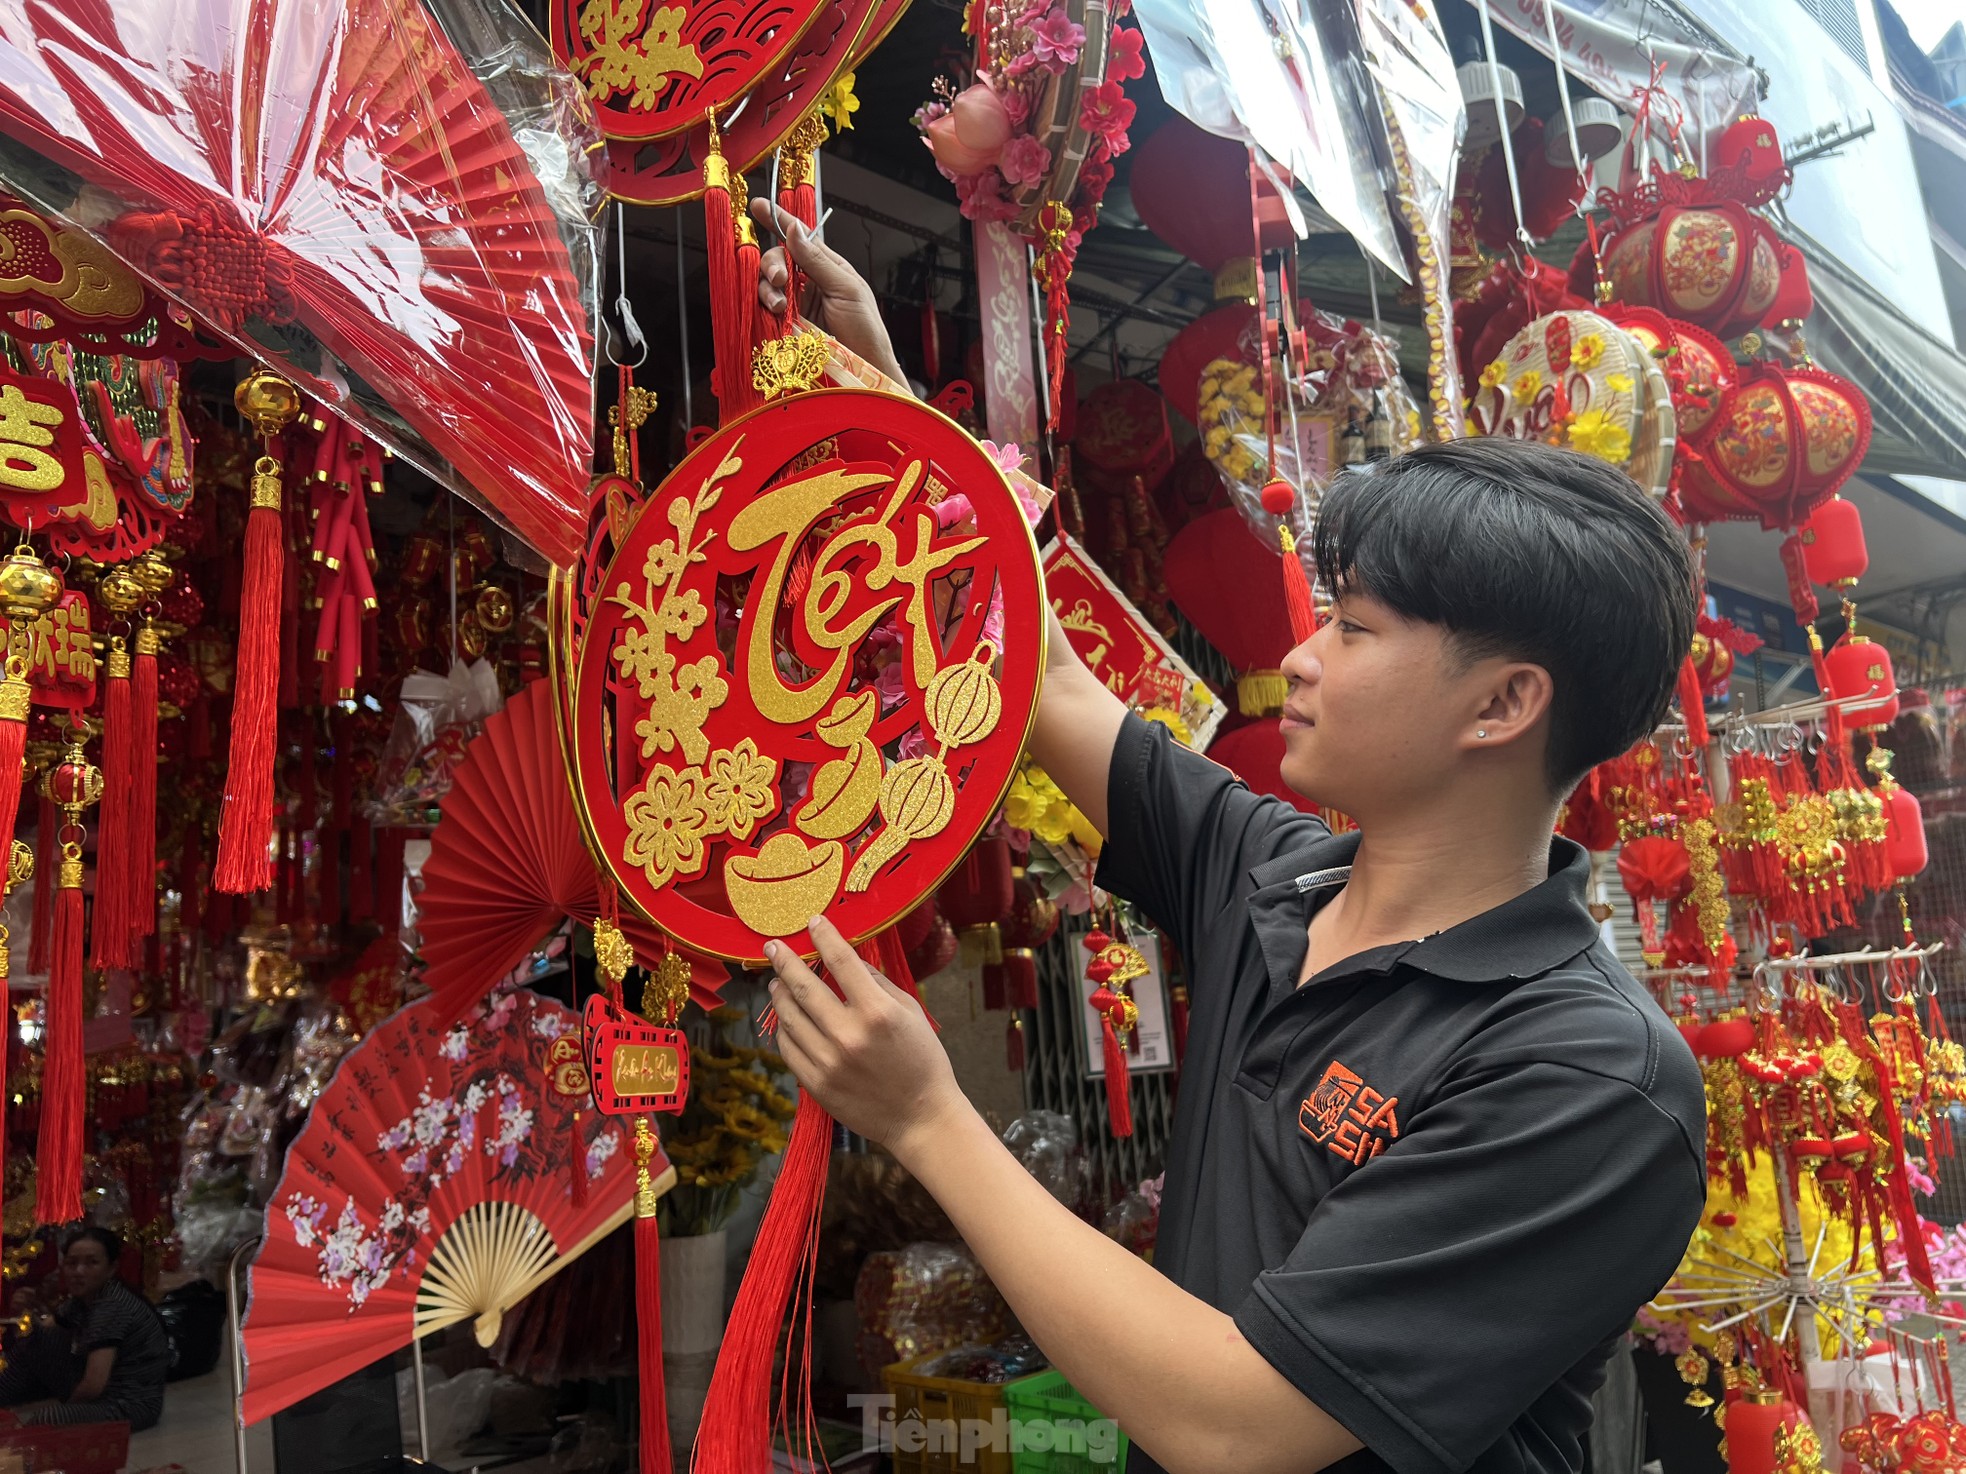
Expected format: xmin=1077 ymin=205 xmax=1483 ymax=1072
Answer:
xmin=765 ymin=916 xmax=966 ymax=1155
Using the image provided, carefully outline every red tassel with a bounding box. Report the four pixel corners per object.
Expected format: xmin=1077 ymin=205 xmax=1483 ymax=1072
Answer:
xmin=215 ymin=484 xmax=288 ymax=894
xmin=693 ymin=1090 xmax=832 ymax=1474
xmin=131 ymin=627 xmax=159 ymax=947
xmin=29 ymin=790 xmax=54 ymax=974
xmin=1676 ymin=656 xmax=1709 ymax=750
xmin=91 ymin=643 xmax=136 ymax=969
xmin=0 ymin=669 xmax=25 ymax=871
xmin=1091 ymin=987 xmax=1134 ymax=1138
xmin=704 ymin=132 xmax=745 ymax=421
xmin=36 ymin=869 xmax=85 ymax=1223
xmin=1259 ymin=483 xmax=1319 ymax=643
xmin=1006 ymin=1015 xmax=1025 ymax=1071
xmin=634 ymin=1120 xmax=672 ymax=1474
xmin=1169 ymin=984 xmax=1190 ymax=1064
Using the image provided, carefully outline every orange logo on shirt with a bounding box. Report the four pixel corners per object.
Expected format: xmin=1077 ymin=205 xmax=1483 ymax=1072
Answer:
xmin=1299 ymin=1060 xmax=1400 ymax=1166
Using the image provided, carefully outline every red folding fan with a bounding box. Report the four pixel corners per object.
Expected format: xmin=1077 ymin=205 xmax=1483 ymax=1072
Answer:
xmin=0 ymin=0 xmax=600 ymax=563
xmin=418 ymin=679 xmax=725 ymax=1028
xmin=241 ymin=985 xmax=663 ymax=1425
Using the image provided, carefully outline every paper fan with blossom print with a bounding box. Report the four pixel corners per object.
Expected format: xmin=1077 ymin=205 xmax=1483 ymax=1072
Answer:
xmin=239 ymin=986 xmax=669 ymax=1425
xmin=417 ymin=677 xmax=726 ymax=1030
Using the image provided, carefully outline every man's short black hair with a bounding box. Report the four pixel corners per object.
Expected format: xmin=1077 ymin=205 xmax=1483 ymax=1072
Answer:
xmin=1313 ymin=438 xmax=1696 ymax=790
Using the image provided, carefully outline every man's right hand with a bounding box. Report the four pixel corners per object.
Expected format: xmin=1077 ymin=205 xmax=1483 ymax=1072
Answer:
xmin=752 ymin=198 xmax=910 ymax=389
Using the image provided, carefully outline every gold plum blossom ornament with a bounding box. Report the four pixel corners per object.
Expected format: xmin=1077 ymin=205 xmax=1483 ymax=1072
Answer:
xmin=568 ymin=389 xmax=1044 ymax=963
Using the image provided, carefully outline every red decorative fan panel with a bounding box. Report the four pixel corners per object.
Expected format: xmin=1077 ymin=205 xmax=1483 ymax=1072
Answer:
xmin=0 ymin=0 xmax=601 ymax=564
xmin=242 ymin=987 xmax=660 ymax=1424
xmin=551 ymin=0 xmax=828 ymax=142
xmin=418 ymin=679 xmax=724 ymax=1029
xmin=570 ymin=389 xmax=1045 ymax=963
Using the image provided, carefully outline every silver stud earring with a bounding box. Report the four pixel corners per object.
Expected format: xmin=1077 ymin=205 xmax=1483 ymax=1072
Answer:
xmin=1476 ymin=729 xmax=1487 ymax=739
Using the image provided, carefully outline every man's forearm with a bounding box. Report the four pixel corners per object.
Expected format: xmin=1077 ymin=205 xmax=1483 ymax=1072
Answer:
xmin=892 ymin=1102 xmax=1360 ymax=1474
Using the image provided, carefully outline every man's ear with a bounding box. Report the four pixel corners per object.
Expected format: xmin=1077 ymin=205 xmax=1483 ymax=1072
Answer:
xmin=1461 ymin=661 xmax=1555 ymax=753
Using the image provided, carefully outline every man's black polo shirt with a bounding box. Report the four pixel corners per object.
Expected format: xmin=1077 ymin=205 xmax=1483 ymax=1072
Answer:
xmin=1094 ymin=715 xmax=1705 ymax=1474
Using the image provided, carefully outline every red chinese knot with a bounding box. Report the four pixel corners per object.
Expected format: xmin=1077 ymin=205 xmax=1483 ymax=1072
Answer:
xmin=571 ymin=389 xmax=1044 ymax=962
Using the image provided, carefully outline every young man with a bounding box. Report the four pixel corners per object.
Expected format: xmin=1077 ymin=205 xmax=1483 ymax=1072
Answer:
xmin=755 ymin=203 xmax=1707 ymax=1474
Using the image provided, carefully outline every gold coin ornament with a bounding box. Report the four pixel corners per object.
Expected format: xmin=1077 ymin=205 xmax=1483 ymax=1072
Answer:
xmin=568 ymin=389 xmax=1045 ymax=963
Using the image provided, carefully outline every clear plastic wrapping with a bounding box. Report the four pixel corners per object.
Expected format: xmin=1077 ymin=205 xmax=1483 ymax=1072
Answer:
xmin=0 ymin=0 xmax=605 ymax=563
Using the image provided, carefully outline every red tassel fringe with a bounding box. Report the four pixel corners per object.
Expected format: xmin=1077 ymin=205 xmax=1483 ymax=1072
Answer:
xmin=692 ymin=1090 xmax=832 ymax=1474
xmin=1279 ymin=532 xmax=1319 ymax=644
xmin=637 ymin=1207 xmax=672 ymax=1474
xmin=91 ymin=659 xmax=136 ymax=969
xmin=216 ymin=502 xmax=286 ymax=893
xmin=36 ymin=881 xmax=85 ymax=1224
xmin=29 ymin=791 xmax=54 ymax=975
xmin=131 ymin=639 xmax=158 ymax=947
xmin=1101 ymin=1014 xmax=1134 ymax=1137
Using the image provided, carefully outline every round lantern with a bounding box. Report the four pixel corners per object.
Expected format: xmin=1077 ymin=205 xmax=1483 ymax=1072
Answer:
xmin=1824 ymin=634 xmax=1898 ymax=728
xmin=1075 ymin=379 xmax=1173 ymax=480
xmin=1469 ymin=310 xmax=1676 ymax=496
xmin=1710 ymin=115 xmax=1790 ymax=201
xmin=1883 ymin=783 xmax=1928 ymax=880
xmin=1678 ymin=363 xmax=1871 ymax=529
xmin=1162 ymin=508 xmax=1295 ymax=716
xmin=1606 ymin=308 xmax=1736 ymax=443
xmin=1601 ymin=204 xmax=1783 ymax=339
xmin=1207 ymin=719 xmax=1318 ymax=815
xmin=1131 ymin=119 xmax=1286 ymax=429
xmin=1799 ymin=496 xmax=1866 ymax=587
xmin=1696 ymin=1016 xmax=1756 ymax=1058
xmin=1688 ymin=630 xmax=1734 ymax=690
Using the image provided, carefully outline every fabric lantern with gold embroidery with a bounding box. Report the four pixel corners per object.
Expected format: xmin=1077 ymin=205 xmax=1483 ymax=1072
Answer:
xmin=1823 ymin=633 xmax=1898 ymax=729
xmin=1678 ymin=363 xmax=1871 ymax=530
xmin=1600 ymin=203 xmax=1783 ymax=341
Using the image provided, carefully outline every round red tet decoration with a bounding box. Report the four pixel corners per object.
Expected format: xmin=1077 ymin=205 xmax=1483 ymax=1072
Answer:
xmin=1678 ymin=362 xmax=1871 ymax=529
xmin=569 ymin=388 xmax=1045 ymax=963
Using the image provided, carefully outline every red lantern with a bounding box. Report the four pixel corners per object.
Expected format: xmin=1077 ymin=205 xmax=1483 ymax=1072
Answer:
xmin=1696 ymin=1016 xmax=1755 ymax=1058
xmin=1711 ymin=116 xmax=1790 ymax=197
xmin=1607 ymin=309 xmax=1736 ymax=443
xmin=1724 ymin=1396 xmax=1796 ymax=1474
xmin=1162 ymin=508 xmax=1295 ymax=716
xmin=1824 ymin=635 xmax=1898 ymax=728
xmin=938 ymin=833 xmax=1016 ymax=966
xmin=1883 ymin=783 xmax=1928 ymax=879
xmin=1799 ymin=496 xmax=1866 ymax=587
xmin=1688 ymin=631 xmax=1735 ymax=690
xmin=1129 ymin=119 xmax=1289 ymax=428
xmin=1617 ymin=835 xmax=1692 ymax=903
xmin=1766 ymin=242 xmax=1813 ymax=326
xmin=1678 ymin=363 xmax=1872 ymax=529
xmin=1601 ymin=203 xmax=1783 ymax=339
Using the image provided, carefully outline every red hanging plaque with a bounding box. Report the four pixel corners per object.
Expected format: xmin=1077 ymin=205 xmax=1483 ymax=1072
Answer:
xmin=1042 ymin=536 xmax=1223 ymax=748
xmin=582 ymin=993 xmax=690 ymax=1115
xmin=549 ymin=0 xmax=828 ymax=144
xmin=569 ymin=388 xmax=1045 ymax=963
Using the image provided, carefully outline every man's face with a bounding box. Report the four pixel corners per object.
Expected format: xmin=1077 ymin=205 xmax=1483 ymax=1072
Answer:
xmin=1276 ymin=590 xmax=1496 ymax=816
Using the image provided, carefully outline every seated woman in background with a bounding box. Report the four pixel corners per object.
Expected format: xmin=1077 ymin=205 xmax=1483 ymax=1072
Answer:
xmin=0 ymin=1226 xmax=169 ymax=1429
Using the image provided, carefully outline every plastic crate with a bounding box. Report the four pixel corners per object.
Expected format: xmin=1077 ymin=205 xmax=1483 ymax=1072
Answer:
xmin=1004 ymin=1370 xmax=1128 ymax=1474
xmin=882 ymin=1355 xmax=1042 ymax=1474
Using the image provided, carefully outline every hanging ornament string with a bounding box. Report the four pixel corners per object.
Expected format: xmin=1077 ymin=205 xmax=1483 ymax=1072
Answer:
xmin=1539 ymin=2 xmax=1592 ymax=214
xmin=1475 ymin=0 xmax=1535 ymax=260
xmin=675 ymin=206 xmax=694 ymax=433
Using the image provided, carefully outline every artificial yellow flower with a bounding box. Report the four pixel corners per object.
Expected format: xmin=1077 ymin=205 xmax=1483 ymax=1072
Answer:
xmin=1511 ymin=369 xmax=1543 ymax=406
xmin=1566 ymin=408 xmax=1633 ymax=464
xmin=823 ymin=72 xmax=860 ymax=132
xmin=1478 ymin=359 xmax=1507 ymax=390
xmin=1571 ymin=333 xmax=1605 ymax=370
xmin=1605 ymin=372 xmax=1634 ymax=393
xmin=1139 ymin=706 xmax=1192 ymax=746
